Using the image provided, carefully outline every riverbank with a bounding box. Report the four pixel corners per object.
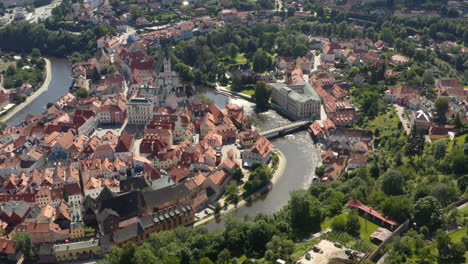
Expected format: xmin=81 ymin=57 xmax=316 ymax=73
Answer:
xmin=194 ymin=148 xmax=287 ymax=227
xmin=2 ymin=58 xmax=52 ymax=123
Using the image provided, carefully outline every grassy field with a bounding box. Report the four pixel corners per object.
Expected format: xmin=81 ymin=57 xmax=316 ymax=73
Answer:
xmin=291 ymin=238 xmax=320 ymax=261
xmin=358 ymin=216 xmax=380 ymax=244
xmin=240 ymin=89 xmax=254 ymax=96
xmin=447 ymin=133 xmax=468 ymax=152
xmin=221 ymin=53 xmax=247 ymax=67
xmin=459 ymin=205 xmax=468 ymax=216
xmin=428 ymin=227 xmax=468 ymax=262
xmin=226 ymin=86 xmax=255 ymax=96
xmin=448 ymin=227 xmax=467 ymax=243
xmin=321 ymin=214 xmax=379 ymax=243
xmin=362 ymin=108 xmax=400 ymax=137
xmin=0 ymin=60 xmax=16 ymax=72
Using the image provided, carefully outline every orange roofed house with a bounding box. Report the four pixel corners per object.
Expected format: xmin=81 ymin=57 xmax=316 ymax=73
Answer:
xmin=242 ymin=137 xmax=272 ymax=167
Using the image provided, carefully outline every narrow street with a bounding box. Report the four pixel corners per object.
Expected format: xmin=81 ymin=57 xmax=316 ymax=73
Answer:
xmin=393 ymin=104 xmax=411 ymax=135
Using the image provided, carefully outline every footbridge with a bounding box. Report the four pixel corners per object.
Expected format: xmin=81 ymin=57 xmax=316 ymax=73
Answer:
xmin=259 ymin=121 xmax=311 ymax=139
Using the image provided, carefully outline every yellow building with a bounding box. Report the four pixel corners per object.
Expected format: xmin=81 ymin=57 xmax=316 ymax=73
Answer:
xmin=54 ymin=239 xmax=101 ymax=262
xmin=70 ymin=206 xmax=85 ymax=239
xmin=70 ymin=222 xmax=85 ymax=239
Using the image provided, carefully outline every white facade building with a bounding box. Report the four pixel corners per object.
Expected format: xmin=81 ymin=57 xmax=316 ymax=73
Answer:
xmin=126 ymin=98 xmax=153 ymax=125
xmin=270 ymin=81 xmax=321 ymax=120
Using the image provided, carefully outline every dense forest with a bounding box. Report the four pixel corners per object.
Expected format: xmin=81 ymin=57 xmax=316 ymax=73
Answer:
xmin=0 ymin=22 xmax=116 ymax=62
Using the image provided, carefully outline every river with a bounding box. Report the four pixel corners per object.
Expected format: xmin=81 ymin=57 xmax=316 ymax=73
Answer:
xmin=6 ymin=58 xmax=72 ymax=126
xmin=200 ymin=89 xmax=321 ymax=231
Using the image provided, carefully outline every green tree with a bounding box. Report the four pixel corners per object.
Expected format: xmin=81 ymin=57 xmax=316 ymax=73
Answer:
xmin=107 ymin=65 xmax=118 ymax=75
xmin=214 ymin=202 xmax=222 ymax=214
xmin=253 ymin=81 xmax=271 ymax=110
xmin=433 ymin=141 xmax=447 ymax=161
xmin=129 ymin=4 xmax=141 ymax=20
xmin=381 ymin=28 xmax=394 ymax=44
xmin=232 ymin=167 xmax=244 ymax=182
xmin=453 ymin=113 xmax=463 ymax=129
xmin=422 ymin=70 xmax=434 ymax=86
xmin=133 ymin=243 xmax=158 ymax=264
xmin=31 ymin=48 xmax=41 ymax=58
xmin=435 ymin=97 xmax=449 ymax=124
xmin=252 ymin=49 xmax=272 ymax=73
xmin=412 ymin=196 xmax=443 ymax=231
xmin=430 ymin=183 xmax=459 ymax=206
xmin=5 ymin=65 xmax=16 ymax=76
xmin=76 ymin=88 xmax=89 ymax=98
xmin=227 ymin=43 xmax=239 ymax=59
xmin=12 ymin=232 xmax=34 ymax=260
xmin=404 ymin=128 xmax=425 ymax=159
xmin=231 ymin=71 xmax=242 ymax=91
xmin=331 ymin=214 xmax=348 ymax=232
xmin=225 ymin=181 xmax=239 ymax=205
xmin=175 ymin=63 xmax=194 ymax=83
xmin=346 ymin=211 xmax=361 ymax=237
xmin=216 ymin=249 xmax=230 ymax=264
xmin=315 ymin=166 xmax=325 ymax=177
xmin=316 ymin=6 xmax=324 ymax=17
xmin=381 ymin=169 xmax=405 ymax=195
xmin=381 ymin=196 xmax=411 ymax=223
xmin=0 ymin=122 xmax=6 ymax=132
xmin=199 ymin=257 xmax=214 ymax=264
xmin=265 ymin=235 xmax=294 ymax=261
xmin=92 ymin=67 xmax=101 ymax=81
xmin=288 ymin=189 xmax=323 ymax=232
xmin=436 ymin=229 xmax=452 ymax=260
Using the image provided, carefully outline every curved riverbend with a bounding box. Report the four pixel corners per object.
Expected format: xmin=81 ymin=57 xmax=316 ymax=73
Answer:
xmin=200 ymin=90 xmax=321 ymax=231
xmin=5 ymin=58 xmax=72 ymax=126
xmin=195 ymin=148 xmax=287 ymax=227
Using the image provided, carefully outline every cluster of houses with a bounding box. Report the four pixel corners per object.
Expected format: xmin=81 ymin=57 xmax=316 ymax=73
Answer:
xmin=385 ymin=78 xmax=467 ymax=141
xmin=309 ymin=118 xmax=373 ymax=183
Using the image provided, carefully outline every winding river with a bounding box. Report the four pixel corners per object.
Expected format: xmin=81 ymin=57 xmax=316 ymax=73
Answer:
xmin=7 ymin=60 xmax=321 ymax=231
xmin=6 ymin=58 xmax=73 ymax=126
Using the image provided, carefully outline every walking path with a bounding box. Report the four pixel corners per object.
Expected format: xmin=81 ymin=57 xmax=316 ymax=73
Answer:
xmin=2 ymin=58 xmax=52 ymax=122
xmin=194 ymin=148 xmax=287 ymax=226
xmin=393 ymin=104 xmax=411 ymax=135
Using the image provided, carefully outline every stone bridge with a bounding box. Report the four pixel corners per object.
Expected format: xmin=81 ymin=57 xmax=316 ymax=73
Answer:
xmin=259 ymin=121 xmax=311 ymax=138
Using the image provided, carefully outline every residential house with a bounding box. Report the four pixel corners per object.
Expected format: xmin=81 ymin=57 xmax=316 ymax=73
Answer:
xmin=411 ymin=110 xmax=432 ymax=131
xmin=242 ymin=137 xmax=272 ymax=167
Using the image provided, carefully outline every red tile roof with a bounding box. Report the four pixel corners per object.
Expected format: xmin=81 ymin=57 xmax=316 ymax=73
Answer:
xmin=347 ymin=200 xmax=398 ymax=227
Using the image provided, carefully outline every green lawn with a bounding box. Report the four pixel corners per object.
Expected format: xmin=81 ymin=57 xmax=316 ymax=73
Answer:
xmin=321 ymin=213 xmax=379 ymax=246
xmin=240 ymin=89 xmax=254 ymax=96
xmin=358 ymin=216 xmax=380 ymax=244
xmin=362 ymin=108 xmax=400 ymax=137
xmin=234 ymin=255 xmax=247 ymax=263
xmin=459 ymin=205 xmax=468 ymax=216
xmin=291 ymin=239 xmax=319 ymax=261
xmin=448 ymin=227 xmax=467 ymax=243
xmin=454 ymin=134 xmax=467 ymax=146
xmin=220 ymin=53 xmax=247 ymax=67
xmin=0 ymin=60 xmax=16 ymax=72
xmin=428 ymin=227 xmax=468 ymax=262
xmin=447 ymin=134 xmax=467 ymax=152
xmin=226 ymin=86 xmax=254 ymax=96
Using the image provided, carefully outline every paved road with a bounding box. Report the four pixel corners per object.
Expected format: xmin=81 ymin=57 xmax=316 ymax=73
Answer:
xmin=31 ymin=0 xmax=62 ymax=23
xmin=394 ymin=104 xmax=411 ymax=135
